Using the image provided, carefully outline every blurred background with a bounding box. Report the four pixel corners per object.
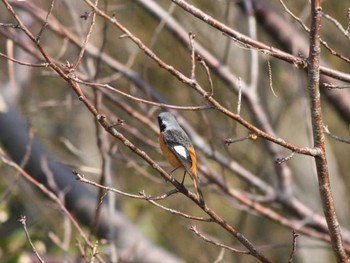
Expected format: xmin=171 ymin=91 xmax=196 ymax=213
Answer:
xmin=1 ymin=0 xmax=350 ymax=262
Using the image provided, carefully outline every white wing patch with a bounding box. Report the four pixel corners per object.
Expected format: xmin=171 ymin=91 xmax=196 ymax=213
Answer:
xmin=173 ymin=145 xmax=188 ymax=159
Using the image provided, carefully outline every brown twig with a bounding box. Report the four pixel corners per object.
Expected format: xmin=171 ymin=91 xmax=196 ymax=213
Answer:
xmin=323 ymin=125 xmax=350 ymax=144
xmin=267 ymin=60 xmax=277 ymax=97
xmin=90 ymin=24 xmax=113 ymax=240
xmin=189 ymin=225 xmax=250 ymax=255
xmin=72 ymin=76 xmax=211 ymax=110
xmin=90 ymin=84 xmax=115 ymax=263
xmin=40 ymin=153 xmax=73 ymax=253
xmin=140 ymin=192 xmax=212 ymax=222
xmin=73 ymin=0 xmax=98 ymax=70
xmin=0 ymin=22 xmax=19 ymax=27
xmin=189 ymin=32 xmax=196 ymax=79
xmin=236 ymin=78 xmax=242 ymax=116
xmin=244 ymin=1 xmax=259 ymax=91
xmin=0 ymin=52 xmax=49 ymax=67
xmin=74 ymin=171 xmax=150 ymax=200
xmin=224 ymin=134 xmax=253 ymax=146
xmin=323 ymin=83 xmax=350 ymax=89
xmin=288 ymin=230 xmax=299 ymax=263
xmin=19 ymin=215 xmax=45 ymax=263
xmin=197 ymin=54 xmax=214 ymax=96
xmin=275 ymin=152 xmax=295 ymax=165
xmin=321 ymin=11 xmax=349 ymax=39
xmin=36 ymin=0 xmax=55 ymax=42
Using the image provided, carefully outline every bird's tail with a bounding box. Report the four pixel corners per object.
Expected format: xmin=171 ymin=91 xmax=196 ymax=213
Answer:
xmin=188 ymin=170 xmax=205 ymax=206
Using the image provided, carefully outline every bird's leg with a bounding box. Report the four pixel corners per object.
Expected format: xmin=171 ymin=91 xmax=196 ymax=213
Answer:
xmin=169 ymin=166 xmax=186 ymax=185
xmin=180 ymin=171 xmax=187 ymax=185
xmin=170 ymin=166 xmax=180 ymax=175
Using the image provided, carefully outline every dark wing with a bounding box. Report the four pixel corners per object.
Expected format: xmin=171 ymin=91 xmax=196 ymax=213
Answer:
xmin=163 ymin=129 xmax=192 ymax=169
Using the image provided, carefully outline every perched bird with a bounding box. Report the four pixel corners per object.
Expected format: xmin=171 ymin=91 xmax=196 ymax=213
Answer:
xmin=157 ymin=112 xmax=204 ymax=205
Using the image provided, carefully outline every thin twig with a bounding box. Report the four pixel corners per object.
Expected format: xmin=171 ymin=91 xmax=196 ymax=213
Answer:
xmin=321 ymin=11 xmax=349 ymax=39
xmin=189 ymin=225 xmax=250 ymax=254
xmin=267 ymin=60 xmax=277 ymax=97
xmin=244 ymin=0 xmax=259 ymax=91
xmin=6 ymin=39 xmax=15 ymax=86
xmin=0 ymin=22 xmax=19 ymax=27
xmin=73 ymin=171 xmax=149 ymax=200
xmin=40 ymin=156 xmax=73 ymax=254
xmin=323 ymin=125 xmax=350 ymax=144
xmin=214 ymin=248 xmax=225 ymax=263
xmin=36 ymin=0 xmax=55 ymax=42
xmin=197 ymin=54 xmax=214 ymax=96
xmin=224 ymin=134 xmax=253 ymax=146
xmin=72 ymin=76 xmax=211 ymax=110
xmin=90 ymin=59 xmax=110 ymax=240
xmin=73 ymin=0 xmax=99 ymax=70
xmin=0 ymin=52 xmax=49 ymax=67
xmin=237 ymin=78 xmax=242 ymax=115
xmin=19 ymin=215 xmax=45 ymax=263
xmin=189 ymin=32 xmax=196 ymax=79
xmin=276 ymin=152 xmax=295 ymax=165
xmin=93 ymin=0 xmax=109 ymax=81
xmin=141 ymin=193 xmax=212 ymax=222
xmin=288 ymin=230 xmax=299 ymax=263
xmin=323 ymin=83 xmax=350 ymax=89
xmin=348 ymin=8 xmax=350 ymax=38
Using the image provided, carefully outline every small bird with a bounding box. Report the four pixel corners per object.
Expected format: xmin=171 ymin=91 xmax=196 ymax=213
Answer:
xmin=157 ymin=112 xmax=204 ymax=205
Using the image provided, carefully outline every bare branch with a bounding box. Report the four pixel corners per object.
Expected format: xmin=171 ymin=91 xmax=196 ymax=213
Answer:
xmin=307 ymin=0 xmax=347 ymax=261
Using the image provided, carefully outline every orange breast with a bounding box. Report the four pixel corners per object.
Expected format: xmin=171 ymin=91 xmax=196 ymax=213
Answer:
xmin=159 ymin=132 xmax=183 ymax=168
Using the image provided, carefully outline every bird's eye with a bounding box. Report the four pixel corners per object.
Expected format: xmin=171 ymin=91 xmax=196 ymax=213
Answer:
xmin=158 ymin=117 xmax=167 ymax=131
xmin=160 ymin=122 xmax=166 ymax=131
